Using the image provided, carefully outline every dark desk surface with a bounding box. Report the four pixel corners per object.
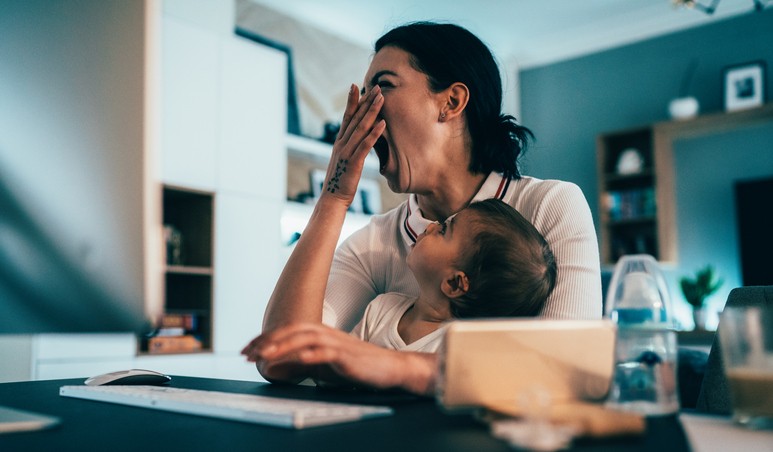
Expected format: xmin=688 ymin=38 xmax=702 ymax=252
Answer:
xmin=0 ymin=376 xmax=690 ymax=452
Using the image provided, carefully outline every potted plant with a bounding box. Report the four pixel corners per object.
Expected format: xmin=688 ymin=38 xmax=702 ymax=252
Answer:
xmin=680 ymin=265 xmax=723 ymax=330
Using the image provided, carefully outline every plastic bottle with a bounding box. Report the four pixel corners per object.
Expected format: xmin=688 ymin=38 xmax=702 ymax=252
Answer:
xmin=605 ymin=254 xmax=679 ymax=415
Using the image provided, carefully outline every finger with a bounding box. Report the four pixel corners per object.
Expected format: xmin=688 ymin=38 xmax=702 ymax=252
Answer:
xmin=339 ymin=85 xmax=374 ymax=143
xmin=297 ymin=346 xmax=344 ymax=366
xmin=339 ymin=119 xmax=385 ymax=181
xmin=241 ymin=325 xmax=308 ymax=360
xmin=241 ymin=334 xmax=268 ymax=356
xmin=336 ymin=84 xmax=359 ymax=141
xmin=261 ymin=326 xmax=345 ymax=361
xmin=353 ymin=119 xmax=385 ymax=164
xmin=339 ymin=85 xmax=382 ymax=146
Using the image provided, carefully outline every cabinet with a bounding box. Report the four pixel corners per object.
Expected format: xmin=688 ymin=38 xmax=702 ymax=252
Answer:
xmin=597 ymin=127 xmax=660 ymax=264
xmin=154 ymin=18 xmax=287 ymax=361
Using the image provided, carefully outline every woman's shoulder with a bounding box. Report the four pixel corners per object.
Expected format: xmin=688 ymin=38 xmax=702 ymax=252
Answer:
xmin=507 ymin=176 xmax=587 ymax=211
xmin=511 ymin=175 xmax=582 ymax=196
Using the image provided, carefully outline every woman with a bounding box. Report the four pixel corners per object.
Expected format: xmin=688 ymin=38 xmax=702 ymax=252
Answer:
xmin=244 ymin=22 xmax=601 ymax=395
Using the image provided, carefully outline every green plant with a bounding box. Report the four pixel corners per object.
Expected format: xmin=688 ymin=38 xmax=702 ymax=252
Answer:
xmin=680 ymin=265 xmax=723 ymax=309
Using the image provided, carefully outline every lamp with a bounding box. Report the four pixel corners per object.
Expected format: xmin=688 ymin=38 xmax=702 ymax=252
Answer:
xmin=672 ymin=0 xmax=770 ymax=14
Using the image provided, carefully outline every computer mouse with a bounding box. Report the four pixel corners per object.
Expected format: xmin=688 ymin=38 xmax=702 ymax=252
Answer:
xmin=84 ymin=369 xmax=172 ymax=386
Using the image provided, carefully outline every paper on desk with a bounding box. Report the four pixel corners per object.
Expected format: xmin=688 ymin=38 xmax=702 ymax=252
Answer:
xmin=486 ymin=400 xmax=645 ymax=438
xmin=680 ymin=413 xmax=773 ymax=452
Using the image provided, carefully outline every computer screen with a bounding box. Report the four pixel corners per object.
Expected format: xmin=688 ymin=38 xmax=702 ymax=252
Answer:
xmin=0 ymin=0 xmax=161 ymax=334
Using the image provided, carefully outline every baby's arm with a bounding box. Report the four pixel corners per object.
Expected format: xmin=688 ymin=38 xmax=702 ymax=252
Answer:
xmin=251 ymin=86 xmax=384 ymax=383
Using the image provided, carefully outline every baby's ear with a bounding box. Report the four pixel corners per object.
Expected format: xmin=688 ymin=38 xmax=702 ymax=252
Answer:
xmin=441 ymin=271 xmax=470 ymax=299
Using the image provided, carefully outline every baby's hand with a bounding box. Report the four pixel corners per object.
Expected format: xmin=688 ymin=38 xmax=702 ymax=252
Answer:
xmin=320 ymin=84 xmax=385 ymax=207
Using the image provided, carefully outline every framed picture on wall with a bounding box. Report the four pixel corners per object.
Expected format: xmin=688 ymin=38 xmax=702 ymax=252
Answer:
xmin=723 ymin=61 xmax=766 ymax=112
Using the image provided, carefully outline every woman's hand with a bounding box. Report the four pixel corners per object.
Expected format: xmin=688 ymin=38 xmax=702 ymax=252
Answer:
xmin=320 ymin=84 xmax=385 ymax=208
xmin=259 ymin=84 xmax=384 ymax=334
xmin=241 ymin=323 xmax=438 ymax=395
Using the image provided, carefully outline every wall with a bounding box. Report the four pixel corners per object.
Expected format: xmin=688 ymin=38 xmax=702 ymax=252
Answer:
xmin=519 ymin=9 xmax=773 ymax=328
xmin=235 ymin=0 xmax=371 ymax=140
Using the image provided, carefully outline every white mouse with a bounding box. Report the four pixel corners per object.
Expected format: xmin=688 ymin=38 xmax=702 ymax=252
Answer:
xmin=84 ymin=369 xmax=171 ymax=386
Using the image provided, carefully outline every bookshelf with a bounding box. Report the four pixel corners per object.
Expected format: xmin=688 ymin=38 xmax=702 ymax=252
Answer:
xmin=597 ymin=127 xmax=659 ymax=264
xmin=142 ymin=186 xmax=214 ymax=354
xmin=598 ymin=103 xmax=773 ymax=266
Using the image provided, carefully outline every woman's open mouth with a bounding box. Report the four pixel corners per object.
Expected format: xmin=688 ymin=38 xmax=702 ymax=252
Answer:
xmin=374 ymin=136 xmax=389 ymax=174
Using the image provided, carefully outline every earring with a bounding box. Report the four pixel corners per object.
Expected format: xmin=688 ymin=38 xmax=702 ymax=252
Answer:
xmin=439 ymin=112 xmax=446 ymax=120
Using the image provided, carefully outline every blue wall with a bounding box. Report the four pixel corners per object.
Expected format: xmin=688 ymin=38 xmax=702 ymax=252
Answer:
xmin=519 ymin=9 xmax=773 ymax=328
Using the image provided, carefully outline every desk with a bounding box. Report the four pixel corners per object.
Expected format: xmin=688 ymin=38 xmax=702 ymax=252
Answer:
xmin=0 ymin=376 xmax=689 ymax=452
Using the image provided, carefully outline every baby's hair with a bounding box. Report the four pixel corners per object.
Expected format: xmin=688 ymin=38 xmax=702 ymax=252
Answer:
xmin=449 ymin=199 xmax=556 ymax=318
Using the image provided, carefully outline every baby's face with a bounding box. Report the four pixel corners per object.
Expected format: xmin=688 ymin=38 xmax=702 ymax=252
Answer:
xmin=407 ymin=210 xmax=475 ymax=283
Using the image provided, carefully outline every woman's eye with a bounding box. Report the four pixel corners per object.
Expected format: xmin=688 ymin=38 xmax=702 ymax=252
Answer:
xmin=377 ymin=80 xmax=393 ymax=89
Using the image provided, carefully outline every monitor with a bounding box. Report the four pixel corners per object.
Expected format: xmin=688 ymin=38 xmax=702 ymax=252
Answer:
xmin=735 ymin=177 xmax=773 ymax=286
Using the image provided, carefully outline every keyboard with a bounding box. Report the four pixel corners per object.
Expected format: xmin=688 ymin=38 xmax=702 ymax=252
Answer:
xmin=59 ymin=385 xmax=393 ymax=429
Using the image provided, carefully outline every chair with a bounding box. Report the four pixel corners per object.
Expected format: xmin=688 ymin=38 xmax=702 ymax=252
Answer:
xmin=694 ymin=286 xmax=773 ymax=414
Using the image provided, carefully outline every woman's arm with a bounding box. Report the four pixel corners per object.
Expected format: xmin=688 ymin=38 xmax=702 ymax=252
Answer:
xmin=261 ymin=85 xmax=385 ymax=333
xmin=242 ymin=322 xmax=438 ymax=395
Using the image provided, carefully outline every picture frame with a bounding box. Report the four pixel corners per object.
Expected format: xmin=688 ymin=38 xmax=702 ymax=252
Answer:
xmin=723 ymin=61 xmax=766 ymax=112
xmin=235 ymin=27 xmax=301 ymax=135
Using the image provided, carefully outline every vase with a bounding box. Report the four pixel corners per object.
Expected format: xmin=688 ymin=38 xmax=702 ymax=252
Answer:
xmin=668 ymin=96 xmax=699 ymax=120
xmin=692 ymin=308 xmax=708 ymax=331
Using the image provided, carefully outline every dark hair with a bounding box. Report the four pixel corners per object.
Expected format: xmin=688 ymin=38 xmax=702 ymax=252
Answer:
xmin=449 ymin=199 xmax=556 ymax=318
xmin=375 ymin=22 xmax=533 ymax=179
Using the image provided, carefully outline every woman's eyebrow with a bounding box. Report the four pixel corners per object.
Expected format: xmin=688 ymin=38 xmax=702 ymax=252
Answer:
xmin=361 ymin=70 xmax=398 ymax=94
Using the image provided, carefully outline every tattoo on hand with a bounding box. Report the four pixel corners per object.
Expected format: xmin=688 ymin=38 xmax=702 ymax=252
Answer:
xmin=326 ymin=159 xmax=347 ymax=193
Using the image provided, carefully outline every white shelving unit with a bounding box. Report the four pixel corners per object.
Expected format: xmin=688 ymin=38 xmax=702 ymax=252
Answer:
xmin=18 ymin=0 xmax=286 ymax=384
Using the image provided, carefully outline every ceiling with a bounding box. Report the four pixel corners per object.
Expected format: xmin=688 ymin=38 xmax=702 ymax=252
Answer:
xmin=248 ymin=0 xmax=768 ymax=68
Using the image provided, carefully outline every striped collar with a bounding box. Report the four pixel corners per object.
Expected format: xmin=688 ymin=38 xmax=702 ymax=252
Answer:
xmin=401 ymin=172 xmax=512 ymax=245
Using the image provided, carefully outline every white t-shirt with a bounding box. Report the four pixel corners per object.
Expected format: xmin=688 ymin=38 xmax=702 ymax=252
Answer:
xmin=323 ymin=172 xmax=602 ymax=331
xmin=350 ymin=293 xmax=448 ymax=353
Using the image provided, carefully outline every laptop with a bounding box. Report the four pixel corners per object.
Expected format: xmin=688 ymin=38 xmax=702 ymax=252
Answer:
xmin=436 ymin=319 xmax=616 ymax=415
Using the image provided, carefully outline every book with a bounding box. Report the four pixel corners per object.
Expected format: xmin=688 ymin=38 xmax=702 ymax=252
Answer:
xmin=159 ymin=313 xmax=197 ymax=331
xmin=148 ymin=335 xmax=203 ymax=354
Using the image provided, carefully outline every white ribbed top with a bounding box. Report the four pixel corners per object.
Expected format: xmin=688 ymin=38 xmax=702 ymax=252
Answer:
xmin=323 ymin=173 xmax=603 ymax=331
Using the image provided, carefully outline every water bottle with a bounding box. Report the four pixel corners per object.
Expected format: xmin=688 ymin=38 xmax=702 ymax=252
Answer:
xmin=605 ymin=254 xmax=679 ymax=415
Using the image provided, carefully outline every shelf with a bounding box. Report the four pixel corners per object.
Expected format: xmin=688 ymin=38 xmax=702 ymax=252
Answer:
xmin=603 ymin=169 xmax=654 ymax=184
xmin=281 ymin=201 xmax=372 ymax=248
xmin=607 ymin=216 xmax=657 ymax=226
xmin=166 ymin=265 xmax=213 ymax=275
xmin=286 ymin=133 xmax=380 ymax=171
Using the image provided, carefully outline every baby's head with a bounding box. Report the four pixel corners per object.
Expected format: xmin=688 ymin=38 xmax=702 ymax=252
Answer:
xmin=408 ymin=199 xmax=556 ymax=318
xmin=454 ymin=199 xmax=556 ymax=318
